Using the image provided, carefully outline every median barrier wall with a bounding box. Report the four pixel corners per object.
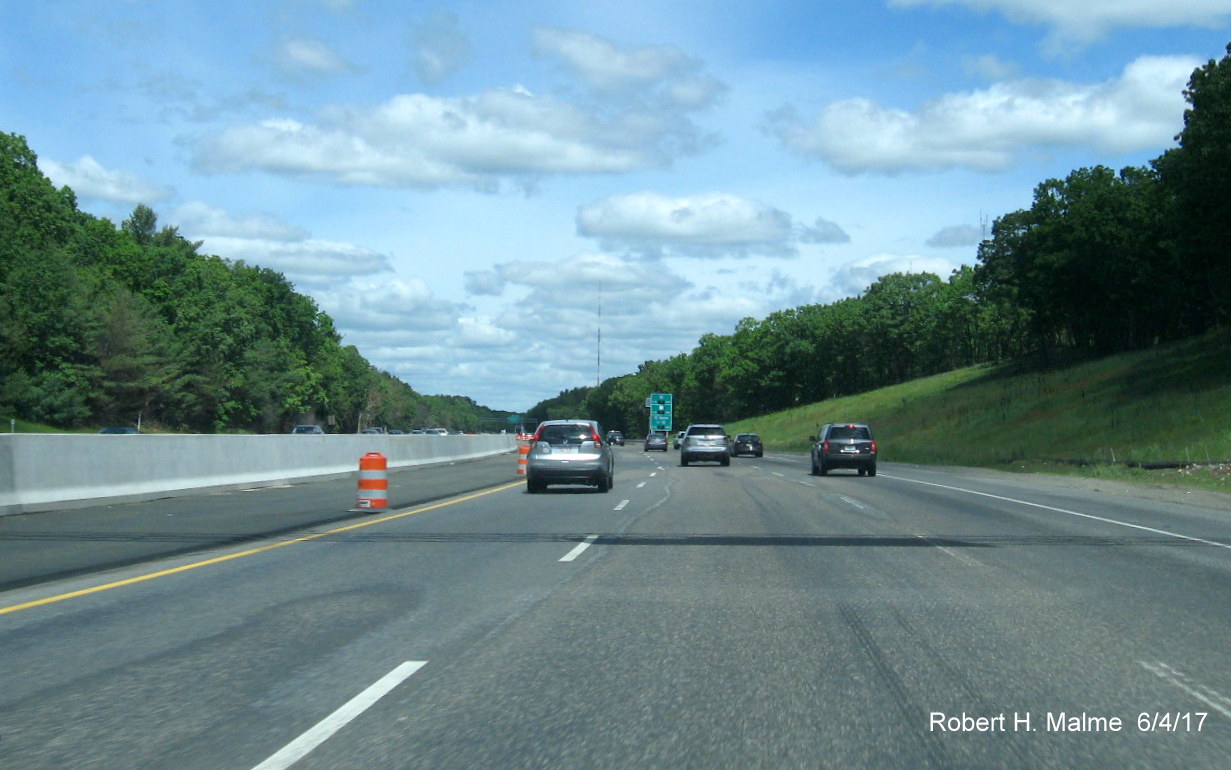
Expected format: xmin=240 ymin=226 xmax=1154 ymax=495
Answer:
xmin=0 ymin=433 xmax=518 ymax=516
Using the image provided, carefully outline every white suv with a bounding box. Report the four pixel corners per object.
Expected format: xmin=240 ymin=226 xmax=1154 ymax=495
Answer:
xmin=526 ymin=419 xmax=615 ymax=493
xmin=679 ymin=424 xmax=730 ymax=466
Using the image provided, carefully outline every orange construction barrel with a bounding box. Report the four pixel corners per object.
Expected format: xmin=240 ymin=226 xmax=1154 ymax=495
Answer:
xmin=516 ymin=441 xmax=531 ymax=476
xmin=354 ymin=452 xmax=388 ymax=511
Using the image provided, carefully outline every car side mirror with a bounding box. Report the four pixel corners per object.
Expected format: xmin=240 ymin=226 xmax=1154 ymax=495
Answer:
xmin=808 ymin=436 xmax=816 ymax=442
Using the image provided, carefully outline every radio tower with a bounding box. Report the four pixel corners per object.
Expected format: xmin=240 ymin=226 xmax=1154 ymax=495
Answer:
xmin=596 ymin=281 xmax=602 ymax=388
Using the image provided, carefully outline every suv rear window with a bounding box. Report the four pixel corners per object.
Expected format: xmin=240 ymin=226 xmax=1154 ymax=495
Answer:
xmin=536 ymin=424 xmax=597 ymax=445
xmin=827 ymin=426 xmax=871 ymax=440
xmin=688 ymin=426 xmax=726 ymax=436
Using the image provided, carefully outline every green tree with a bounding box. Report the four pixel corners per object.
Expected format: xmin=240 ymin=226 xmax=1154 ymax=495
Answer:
xmin=0 ymin=133 xmax=78 ymax=262
xmin=88 ymin=286 xmax=181 ymax=426
xmin=1158 ymin=43 xmax=1231 ymax=328
xmin=121 ymin=204 xmax=158 ymax=247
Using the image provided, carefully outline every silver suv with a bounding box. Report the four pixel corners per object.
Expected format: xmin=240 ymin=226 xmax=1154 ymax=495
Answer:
xmin=679 ymin=424 xmax=730 ymax=466
xmin=810 ymin=423 xmax=877 ymax=476
xmin=526 ymin=419 xmax=615 ymax=493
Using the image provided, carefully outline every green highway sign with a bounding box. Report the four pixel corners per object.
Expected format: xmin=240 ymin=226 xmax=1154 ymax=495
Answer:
xmin=649 ymin=392 xmax=673 ymax=432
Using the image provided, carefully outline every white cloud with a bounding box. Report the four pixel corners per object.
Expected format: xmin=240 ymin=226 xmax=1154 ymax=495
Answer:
xmin=498 ymin=251 xmax=687 ymax=299
xmin=926 ymin=224 xmax=984 ymax=247
xmin=38 ymin=155 xmax=174 ymax=204
xmin=193 ymin=88 xmax=678 ymax=187
xmin=275 ymin=37 xmax=361 ymax=78
xmin=192 ymin=31 xmax=722 ymax=190
xmin=533 ymin=26 xmax=726 ymax=108
xmin=799 ymin=216 xmax=851 ymax=244
xmin=315 ymin=276 xmax=462 ymax=332
xmin=962 ymin=53 xmax=1019 ymax=81
xmin=769 ymin=54 xmax=1198 ymax=174
xmin=412 ymin=11 xmax=472 ymax=85
xmin=199 ymin=236 xmax=392 ymax=287
xmin=576 ymin=192 xmax=800 ymax=257
xmin=827 ymin=253 xmax=964 ymax=299
xmin=892 ymin=0 xmax=1231 ymax=48
xmin=455 ymin=316 xmax=517 ymax=348
xmin=328 ymin=251 xmax=827 ymax=408
xmin=173 ymin=201 xmax=308 ymax=241
xmin=463 ymin=269 xmax=507 ymax=297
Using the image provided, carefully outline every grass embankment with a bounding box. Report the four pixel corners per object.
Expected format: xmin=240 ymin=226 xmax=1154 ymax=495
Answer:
xmin=728 ymin=329 xmax=1231 ymax=494
xmin=0 ymin=417 xmax=67 ymax=434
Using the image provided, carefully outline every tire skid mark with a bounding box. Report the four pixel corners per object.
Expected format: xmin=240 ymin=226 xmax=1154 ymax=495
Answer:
xmin=889 ymin=607 xmax=1033 ymax=766
xmin=840 ymin=603 xmax=948 ymax=768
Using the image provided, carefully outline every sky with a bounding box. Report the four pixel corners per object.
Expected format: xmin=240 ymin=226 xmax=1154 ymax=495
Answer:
xmin=4 ymin=1 xmax=1230 ymax=412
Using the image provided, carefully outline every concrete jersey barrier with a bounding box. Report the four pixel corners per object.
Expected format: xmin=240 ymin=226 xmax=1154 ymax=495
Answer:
xmin=0 ymin=433 xmax=518 ymax=516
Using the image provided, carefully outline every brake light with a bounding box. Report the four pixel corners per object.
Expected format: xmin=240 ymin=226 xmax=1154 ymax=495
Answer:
xmin=870 ymin=441 xmax=877 ymax=453
xmin=592 ymin=431 xmax=604 ymax=446
xmin=821 ymin=441 xmax=830 ymax=452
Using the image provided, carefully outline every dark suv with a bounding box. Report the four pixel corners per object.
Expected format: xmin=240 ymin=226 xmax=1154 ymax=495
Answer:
xmin=730 ymin=433 xmax=763 ymax=458
xmin=810 ymin=423 xmax=877 ymax=476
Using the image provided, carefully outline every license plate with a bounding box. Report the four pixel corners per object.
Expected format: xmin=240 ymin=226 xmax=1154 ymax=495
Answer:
xmin=841 ymin=446 xmax=859 ymax=453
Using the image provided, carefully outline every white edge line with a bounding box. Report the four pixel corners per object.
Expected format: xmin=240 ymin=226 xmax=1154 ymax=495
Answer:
xmin=560 ymin=534 xmax=599 ymax=563
xmin=915 ymin=534 xmax=984 ymax=567
xmin=252 ymin=660 xmax=427 ymax=770
xmin=1140 ymin=660 xmax=1231 ymax=719
xmin=882 ymin=474 xmax=1231 ymax=551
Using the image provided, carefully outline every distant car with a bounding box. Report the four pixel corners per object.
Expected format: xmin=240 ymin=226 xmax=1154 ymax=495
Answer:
xmin=606 ymin=430 xmax=625 ymax=446
xmin=525 ymin=419 xmax=614 ymax=493
xmin=673 ymin=430 xmax=685 ymax=449
xmin=360 ymin=427 xmax=385 ymax=434
xmin=98 ymin=426 xmax=140 ymax=434
xmin=810 ymin=423 xmax=877 ymax=476
xmin=427 ymin=427 xmax=449 ymax=436
xmin=679 ymin=424 xmax=730 ymax=466
xmin=387 ymin=429 xmax=404 ymax=435
xmin=291 ymin=424 xmax=324 ymax=435
xmin=730 ymin=433 xmax=763 ymax=458
xmin=644 ymin=431 xmax=669 ymax=451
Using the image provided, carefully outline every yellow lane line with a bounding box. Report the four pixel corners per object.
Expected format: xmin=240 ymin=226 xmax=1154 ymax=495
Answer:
xmin=0 ymin=481 xmax=524 ymax=617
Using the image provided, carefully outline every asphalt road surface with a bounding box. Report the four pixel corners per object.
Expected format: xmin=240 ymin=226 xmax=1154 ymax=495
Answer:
xmin=2 ymin=447 xmax=1230 ymax=768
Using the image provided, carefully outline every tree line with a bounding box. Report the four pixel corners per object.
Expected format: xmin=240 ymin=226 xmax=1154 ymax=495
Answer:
xmin=531 ymin=45 xmax=1231 ymax=435
xmin=0 ymin=133 xmax=511 ymax=433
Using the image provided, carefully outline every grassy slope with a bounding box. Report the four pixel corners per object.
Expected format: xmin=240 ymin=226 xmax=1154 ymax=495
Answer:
xmin=727 ymin=328 xmax=1231 ymax=493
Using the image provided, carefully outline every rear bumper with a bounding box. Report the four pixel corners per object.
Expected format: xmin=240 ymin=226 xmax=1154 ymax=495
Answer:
xmin=820 ymin=452 xmax=876 ymax=468
xmin=526 ymin=459 xmax=609 ymax=484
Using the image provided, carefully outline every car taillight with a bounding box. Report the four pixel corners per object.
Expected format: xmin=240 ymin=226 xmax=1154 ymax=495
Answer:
xmin=592 ymin=432 xmax=603 ymax=446
xmin=821 ymin=441 xmax=830 ymax=452
xmin=870 ymin=441 xmax=877 ymax=453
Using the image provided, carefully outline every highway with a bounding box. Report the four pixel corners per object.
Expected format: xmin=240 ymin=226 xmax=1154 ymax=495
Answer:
xmin=2 ymin=447 xmax=1230 ymax=768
